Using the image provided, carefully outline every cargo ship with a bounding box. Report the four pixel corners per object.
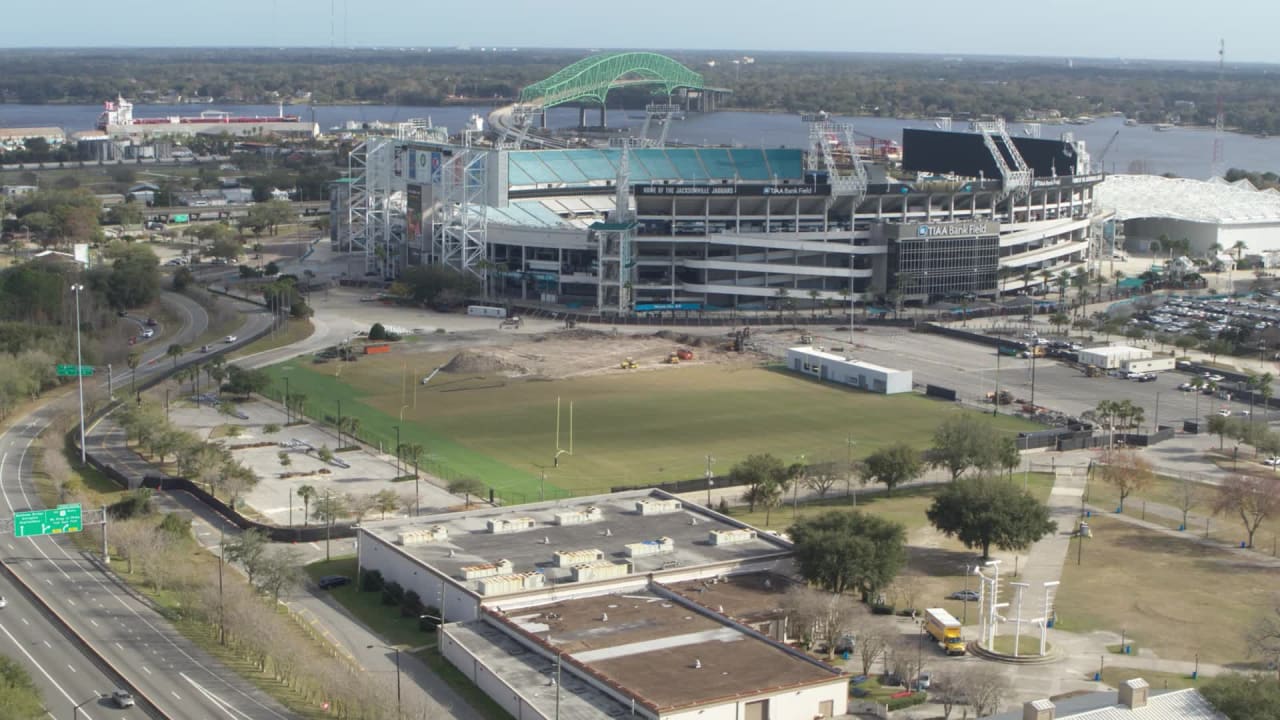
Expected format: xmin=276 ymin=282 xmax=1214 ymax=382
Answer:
xmin=95 ymin=96 xmax=317 ymax=138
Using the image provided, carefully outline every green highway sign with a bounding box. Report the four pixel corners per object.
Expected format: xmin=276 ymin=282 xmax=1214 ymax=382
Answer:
xmin=15 ymin=505 xmax=83 ymax=538
xmin=55 ymin=365 xmax=94 ymax=377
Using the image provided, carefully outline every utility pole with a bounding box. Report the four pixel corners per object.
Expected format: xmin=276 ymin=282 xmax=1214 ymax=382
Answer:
xmin=71 ymin=283 xmax=86 ymax=463
xmin=218 ymin=525 xmax=225 ymax=644
xmin=993 ymin=348 xmax=1001 ymax=417
xmin=704 ymin=455 xmax=714 ymax=507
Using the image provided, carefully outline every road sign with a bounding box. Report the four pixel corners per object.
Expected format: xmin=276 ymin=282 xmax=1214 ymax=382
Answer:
xmin=55 ymin=365 xmax=94 ymax=377
xmin=14 ymin=505 xmax=83 ymax=538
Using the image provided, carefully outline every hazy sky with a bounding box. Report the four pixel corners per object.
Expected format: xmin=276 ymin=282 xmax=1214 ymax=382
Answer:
xmin=0 ymin=0 xmax=1270 ymax=64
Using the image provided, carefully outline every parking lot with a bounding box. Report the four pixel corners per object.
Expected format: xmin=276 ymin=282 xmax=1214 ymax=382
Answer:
xmin=1126 ymin=293 xmax=1280 ymax=346
xmin=760 ymin=326 xmax=1270 ymax=430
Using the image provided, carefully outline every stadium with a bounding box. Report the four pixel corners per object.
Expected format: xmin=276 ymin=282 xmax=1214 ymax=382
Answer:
xmin=333 ymin=52 xmax=1107 ymax=315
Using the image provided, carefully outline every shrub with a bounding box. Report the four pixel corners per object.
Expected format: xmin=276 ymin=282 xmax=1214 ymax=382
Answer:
xmin=381 ymin=581 xmax=405 ymax=607
xmin=402 ymin=590 xmax=424 ymax=618
xmin=716 ymin=497 xmax=730 ymax=515
xmin=158 ymin=512 xmax=191 ymax=537
xmin=360 ymin=569 xmax=383 ymax=593
xmin=108 ymin=489 xmax=153 ymax=519
xmin=369 ymin=322 xmax=387 ymax=341
xmin=870 ymin=604 xmax=895 ymax=616
xmin=262 ymin=423 xmax=281 ymax=435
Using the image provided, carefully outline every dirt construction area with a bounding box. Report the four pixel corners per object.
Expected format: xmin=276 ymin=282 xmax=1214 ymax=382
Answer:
xmin=431 ymin=328 xmax=755 ymax=380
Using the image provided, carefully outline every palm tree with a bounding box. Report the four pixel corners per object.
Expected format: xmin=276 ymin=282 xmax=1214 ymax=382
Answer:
xmin=1021 ymin=267 xmax=1033 ymax=294
xmin=166 ymin=343 xmax=184 ymax=369
xmin=807 ymin=289 xmax=820 ymax=318
xmin=207 ymin=364 xmax=226 ymax=398
xmin=296 ymin=484 xmax=316 ymax=527
xmin=1056 ymin=271 xmax=1071 ymax=306
xmin=341 ymin=416 xmax=361 ymax=445
xmin=774 ymin=287 xmax=790 ymax=318
xmin=1049 ymin=311 xmax=1070 ymax=336
xmin=1233 ymin=240 xmax=1248 ymax=261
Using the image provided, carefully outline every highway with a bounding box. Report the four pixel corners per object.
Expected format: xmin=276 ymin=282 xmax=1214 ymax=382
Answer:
xmin=0 ymin=291 xmax=291 ymax=719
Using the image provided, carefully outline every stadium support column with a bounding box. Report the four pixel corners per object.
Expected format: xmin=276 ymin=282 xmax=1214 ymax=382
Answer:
xmin=600 ymin=104 xmax=607 ymax=128
xmin=579 ymin=106 xmax=587 ymax=128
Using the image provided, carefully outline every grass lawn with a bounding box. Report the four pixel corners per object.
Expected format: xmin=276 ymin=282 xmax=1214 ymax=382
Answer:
xmin=1099 ymin=667 xmax=1201 ymax=691
xmin=303 ymin=557 xmax=435 ymax=648
xmin=263 ymin=353 xmax=1034 ymax=502
xmin=1054 ymin=514 xmax=1280 ymax=666
xmin=731 ymin=473 xmax=1055 ymax=621
xmin=229 ymin=318 xmax=315 ymax=360
xmin=991 ymin=635 xmax=1050 ymax=656
xmin=1086 ymin=470 xmax=1280 ymax=549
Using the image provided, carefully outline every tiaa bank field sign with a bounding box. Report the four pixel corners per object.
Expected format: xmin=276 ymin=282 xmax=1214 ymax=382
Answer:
xmin=891 ymin=220 xmax=1000 ymax=240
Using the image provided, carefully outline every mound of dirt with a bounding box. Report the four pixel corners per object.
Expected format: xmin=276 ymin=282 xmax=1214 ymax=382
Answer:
xmin=441 ymin=351 xmax=527 ymax=375
xmin=652 ymin=330 xmax=719 ymax=348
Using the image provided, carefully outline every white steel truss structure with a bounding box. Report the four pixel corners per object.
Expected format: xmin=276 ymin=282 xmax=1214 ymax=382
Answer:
xmin=347 ymin=136 xmax=405 ymax=278
xmin=806 ymin=122 xmax=868 ymax=207
xmin=432 ymin=149 xmax=489 ymax=289
xmin=971 ymin=119 xmax=1032 ymax=199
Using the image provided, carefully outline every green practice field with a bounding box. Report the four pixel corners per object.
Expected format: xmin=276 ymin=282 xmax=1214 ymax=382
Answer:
xmin=264 ymin=352 xmax=1033 ymax=502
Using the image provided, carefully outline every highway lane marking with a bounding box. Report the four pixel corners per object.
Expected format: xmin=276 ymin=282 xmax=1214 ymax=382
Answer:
xmin=66 ymin=664 xmax=76 ymax=673
xmin=0 ymin=622 xmax=94 ymax=720
xmin=89 ymin=619 xmax=98 ymax=627
xmin=20 ymin=617 xmax=28 ymax=625
xmin=142 ymin=666 xmax=151 ymax=675
xmin=42 ymin=640 xmax=51 ymax=649
xmin=171 ymin=691 xmax=181 ymax=700
xmin=115 ymin=643 xmax=122 ymax=650
xmin=67 ymin=598 xmax=76 ymax=606
xmin=182 ymin=672 xmax=256 ymax=720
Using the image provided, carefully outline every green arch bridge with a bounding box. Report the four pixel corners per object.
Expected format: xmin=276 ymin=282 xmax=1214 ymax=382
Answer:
xmin=518 ymin=51 xmax=715 ymax=110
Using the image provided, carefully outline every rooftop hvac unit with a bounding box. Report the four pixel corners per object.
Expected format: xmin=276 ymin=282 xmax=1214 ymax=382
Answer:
xmin=709 ymin=528 xmax=756 ymax=546
xmin=477 ymin=571 xmax=546 ymax=596
xmin=461 ymin=559 xmax=514 ymax=580
xmin=487 ymin=516 xmax=537 ymax=534
xmin=552 ymin=549 xmax=605 ymax=567
xmin=554 ymin=506 xmax=604 ymax=526
xmin=396 ymin=525 xmax=450 ymax=546
xmin=571 ymin=560 xmax=632 ymax=582
xmin=635 ymin=499 xmax=681 ymax=516
xmin=624 ymin=536 xmax=675 ymax=557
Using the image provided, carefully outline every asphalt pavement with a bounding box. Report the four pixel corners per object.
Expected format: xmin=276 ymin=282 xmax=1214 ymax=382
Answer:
xmin=0 ymin=291 xmax=298 ymax=720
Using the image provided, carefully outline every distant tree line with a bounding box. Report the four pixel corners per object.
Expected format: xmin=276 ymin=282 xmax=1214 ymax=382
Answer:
xmin=5 ymin=48 xmax=1280 ymax=134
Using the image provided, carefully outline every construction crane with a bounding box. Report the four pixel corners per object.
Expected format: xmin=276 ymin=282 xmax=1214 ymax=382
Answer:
xmin=1093 ymin=130 xmax=1120 ymax=174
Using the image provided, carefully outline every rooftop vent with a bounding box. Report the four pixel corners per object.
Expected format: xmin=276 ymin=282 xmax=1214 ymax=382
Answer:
xmin=1022 ymin=699 xmax=1054 ymax=720
xmin=1119 ymin=678 xmax=1149 ymax=709
xmin=693 ymin=658 xmax=702 ymax=669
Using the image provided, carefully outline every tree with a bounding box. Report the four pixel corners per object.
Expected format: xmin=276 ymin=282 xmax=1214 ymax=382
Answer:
xmin=256 ymin=547 xmax=305 ymax=602
xmin=208 ymin=236 xmax=243 ymax=261
xmin=928 ymin=416 xmax=1006 ymax=481
xmin=0 ymin=654 xmax=46 ymax=719
xmin=312 ymin=492 xmax=348 ymax=525
xmin=744 ymin=476 xmax=785 ymax=525
xmin=780 ymin=585 xmax=863 ymax=658
xmin=296 ymin=485 xmax=316 ymax=527
xmin=956 ymin=665 xmax=1012 ymax=717
xmin=166 ymin=343 xmax=184 ymax=369
xmin=371 ymin=489 xmax=400 ymax=519
xmin=788 ymin=510 xmax=907 ymax=599
xmin=926 ymin=476 xmax=1057 ymax=560
xmin=1097 ymin=449 xmax=1154 ymax=512
xmin=1208 ymin=413 xmax=1233 ymax=450
xmin=277 ymin=451 xmax=292 ymax=473
xmin=1202 ymin=673 xmax=1280 ymax=718
xmin=223 ymin=529 xmax=270 ymax=588
xmin=803 ymin=459 xmax=841 ymax=499
xmin=1213 ymin=474 xmax=1280 ymax=548
xmin=316 ymin=444 xmax=333 ymax=464
xmin=447 ymin=476 xmax=487 ymax=506
xmin=850 ymin=616 xmax=891 ymax=676
xmin=730 ymin=454 xmax=788 ymax=512
xmin=1177 ymin=477 xmax=1201 ymax=530
xmin=861 ymin=442 xmax=922 ymax=496
xmin=225 ymin=366 xmax=270 ymax=398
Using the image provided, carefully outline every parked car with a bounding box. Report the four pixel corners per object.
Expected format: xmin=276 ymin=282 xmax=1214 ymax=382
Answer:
xmin=145 ymin=317 xmax=158 ymax=327
xmin=140 ymin=328 xmax=155 ymax=339
xmin=947 ymin=589 xmax=979 ymax=602
xmin=200 ymin=344 xmax=212 ymax=353
xmin=1136 ymin=374 xmax=1157 ymax=383
xmin=224 ymin=335 xmax=237 ymax=343
xmin=318 ymin=575 xmax=350 ymax=590
xmin=1217 ymin=409 xmax=1232 ymax=417
xmin=1263 ymin=457 xmax=1280 ymax=467
xmin=915 ymin=672 xmax=932 ymax=691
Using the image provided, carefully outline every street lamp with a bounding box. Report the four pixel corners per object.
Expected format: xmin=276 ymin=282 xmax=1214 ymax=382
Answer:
xmin=393 ymin=425 xmax=401 ymax=476
xmin=70 ymin=283 xmax=87 ymax=463
xmin=367 ymin=644 xmax=402 ymax=718
xmin=73 ymin=692 xmax=101 ymax=719
xmin=704 ymin=454 xmax=714 ymax=507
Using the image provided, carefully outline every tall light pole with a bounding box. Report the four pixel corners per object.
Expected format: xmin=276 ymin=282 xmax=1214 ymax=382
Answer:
xmin=367 ymin=644 xmax=402 ymax=718
xmin=704 ymin=454 xmax=714 ymax=507
xmin=73 ymin=692 xmax=100 ymax=719
xmin=71 ymin=283 xmax=87 ymax=463
xmin=393 ymin=425 xmax=401 ymax=476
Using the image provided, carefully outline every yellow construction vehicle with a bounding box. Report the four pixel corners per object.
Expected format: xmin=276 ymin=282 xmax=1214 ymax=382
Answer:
xmin=620 ymin=357 xmax=638 ymax=369
xmin=665 ymin=352 xmax=681 ymax=364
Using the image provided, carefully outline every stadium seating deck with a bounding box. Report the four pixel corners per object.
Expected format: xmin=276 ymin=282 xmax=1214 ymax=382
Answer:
xmin=506 ymin=147 xmax=803 ymax=188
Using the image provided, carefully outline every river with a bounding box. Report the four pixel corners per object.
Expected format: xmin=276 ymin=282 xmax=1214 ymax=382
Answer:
xmin=2 ymin=102 xmax=1276 ymax=180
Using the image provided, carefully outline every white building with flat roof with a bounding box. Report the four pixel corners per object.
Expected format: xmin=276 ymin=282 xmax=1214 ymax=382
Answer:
xmin=1076 ymin=345 xmax=1152 ymax=370
xmin=785 ymin=346 xmax=913 ymax=394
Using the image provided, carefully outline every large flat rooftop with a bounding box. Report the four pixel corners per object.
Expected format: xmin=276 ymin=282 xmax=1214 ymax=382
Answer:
xmin=360 ymin=490 xmax=790 ymax=598
xmin=501 ymin=589 xmax=843 ymax=712
xmin=664 ymin=571 xmax=795 ymax=623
